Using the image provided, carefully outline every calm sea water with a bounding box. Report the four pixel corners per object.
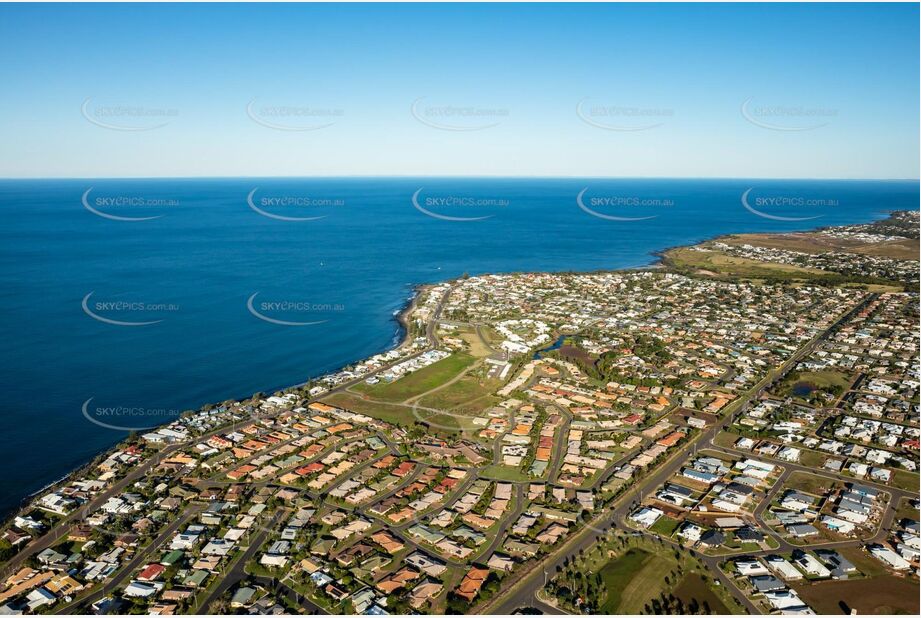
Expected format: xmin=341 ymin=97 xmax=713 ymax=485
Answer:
xmin=0 ymin=178 xmax=917 ymax=515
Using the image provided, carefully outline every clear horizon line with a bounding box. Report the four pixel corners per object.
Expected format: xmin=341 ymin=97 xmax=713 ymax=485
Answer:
xmin=0 ymin=174 xmax=919 ymax=182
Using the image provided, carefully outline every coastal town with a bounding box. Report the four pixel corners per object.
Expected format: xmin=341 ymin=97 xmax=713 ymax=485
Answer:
xmin=0 ymin=212 xmax=918 ymax=616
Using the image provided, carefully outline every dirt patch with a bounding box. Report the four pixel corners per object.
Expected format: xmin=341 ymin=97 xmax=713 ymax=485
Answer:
xmin=793 ymin=575 xmax=920 ymax=615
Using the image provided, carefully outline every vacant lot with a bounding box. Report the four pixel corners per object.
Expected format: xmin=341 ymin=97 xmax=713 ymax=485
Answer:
xmin=724 ymin=232 xmax=919 ymax=261
xmin=320 ymin=392 xmax=411 ymax=426
xmin=457 ymin=328 xmax=493 ymax=357
xmin=664 ymin=246 xmax=835 ymax=280
xmin=785 ymin=470 xmax=840 ymax=497
xmin=673 ymin=573 xmax=730 ymax=614
xmin=793 ymin=575 xmax=919 ymax=615
xmin=356 ymin=353 xmax=476 ymax=402
xmin=891 ymin=469 xmax=920 ymax=492
xmin=417 ymin=373 xmax=500 ymax=413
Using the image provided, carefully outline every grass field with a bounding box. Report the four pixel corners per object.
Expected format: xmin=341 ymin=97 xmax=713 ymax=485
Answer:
xmin=417 ymin=373 xmax=500 ymax=413
xmin=479 ymin=464 xmax=532 ymax=482
xmin=890 ymin=469 xmax=920 ymax=492
xmin=673 ymin=573 xmax=730 ymax=614
xmin=599 ymin=548 xmax=657 ymax=613
xmin=798 ymin=448 xmax=828 ymax=468
xmin=712 ymin=430 xmax=743 ymax=449
xmin=553 ymin=535 xmax=743 ymax=615
xmin=457 ymin=328 xmax=493 ymax=358
xmin=894 ymin=497 xmax=921 ymax=524
xmin=355 ymin=353 xmax=476 ymax=403
xmin=793 ymin=575 xmax=920 ymax=615
xmin=785 ymin=471 xmax=840 ymax=497
xmin=664 ymin=246 xmax=836 ymax=280
xmin=320 ymin=392 xmax=412 ymax=426
xmin=724 ymin=233 xmax=919 ymax=261
xmin=836 ymin=546 xmax=888 ymax=578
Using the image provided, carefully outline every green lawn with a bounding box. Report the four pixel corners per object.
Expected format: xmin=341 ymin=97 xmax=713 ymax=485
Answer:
xmin=891 ymin=469 xmax=920 ymax=492
xmin=552 ymin=535 xmax=744 ymax=615
xmin=480 ymin=464 xmax=532 ymax=482
xmin=356 ymin=353 xmax=476 ymax=403
xmin=650 ymin=515 xmax=680 ymax=537
xmin=600 ymin=548 xmax=654 ymax=613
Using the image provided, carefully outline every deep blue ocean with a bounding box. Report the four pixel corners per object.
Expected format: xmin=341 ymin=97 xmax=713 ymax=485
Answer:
xmin=0 ymin=178 xmax=917 ymax=515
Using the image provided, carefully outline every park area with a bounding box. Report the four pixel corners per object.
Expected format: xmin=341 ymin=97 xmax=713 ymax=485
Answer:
xmin=547 ymin=534 xmax=741 ymax=615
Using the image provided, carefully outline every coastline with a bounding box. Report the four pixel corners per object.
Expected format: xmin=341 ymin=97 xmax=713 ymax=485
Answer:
xmin=3 ymin=208 xmax=914 ymax=527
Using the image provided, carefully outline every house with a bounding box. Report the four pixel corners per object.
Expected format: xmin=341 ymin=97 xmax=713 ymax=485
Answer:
xmin=455 ymin=567 xmax=490 ymax=602
xmin=793 ymin=552 xmax=831 ymax=578
xmin=124 ymin=581 xmax=163 ymax=598
xmin=700 ymin=529 xmax=725 ymax=547
xmin=405 ymin=551 xmax=447 ymax=577
xmin=765 ymin=555 xmax=803 ymax=581
xmin=787 ymin=522 xmax=820 ymax=537
xmin=736 ymin=526 xmax=764 ymax=542
xmin=815 ymin=550 xmax=856 ymax=579
xmin=868 ymin=544 xmax=911 ymax=571
xmin=629 ymin=507 xmax=663 ymax=529
xmin=137 ymin=564 xmax=166 ymax=582
xmin=486 ymin=553 xmax=515 ymax=572
xmin=750 ymin=575 xmax=785 ymax=593
xmin=678 ymin=522 xmax=704 ymax=543
xmin=735 ymin=559 xmax=769 ymax=576
xmin=230 ymin=587 xmax=256 ymax=608
xmin=409 ymin=580 xmax=444 ymax=610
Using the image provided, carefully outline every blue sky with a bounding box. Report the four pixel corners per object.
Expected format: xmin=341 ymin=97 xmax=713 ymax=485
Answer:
xmin=0 ymin=2 xmax=917 ymax=178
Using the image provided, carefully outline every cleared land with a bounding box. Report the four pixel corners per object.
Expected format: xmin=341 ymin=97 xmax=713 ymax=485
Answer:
xmin=891 ymin=469 xmax=921 ymax=492
xmin=417 ymin=374 xmax=501 ymax=413
xmin=457 ymin=328 xmax=493 ymax=358
xmin=354 ymin=353 xmax=476 ymax=403
xmin=725 ymin=232 xmax=920 ymax=261
xmin=793 ymin=575 xmax=920 ymax=615
xmin=320 ymin=392 xmax=411 ymax=426
xmin=664 ymin=247 xmax=835 ymax=280
xmin=785 ymin=470 xmax=841 ymax=497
